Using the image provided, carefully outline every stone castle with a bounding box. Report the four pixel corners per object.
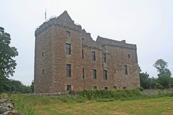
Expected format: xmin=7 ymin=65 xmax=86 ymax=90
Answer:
xmin=34 ymin=11 xmax=140 ymax=93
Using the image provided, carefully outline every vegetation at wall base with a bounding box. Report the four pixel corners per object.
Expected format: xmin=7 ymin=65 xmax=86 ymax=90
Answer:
xmin=77 ymin=88 xmax=142 ymax=100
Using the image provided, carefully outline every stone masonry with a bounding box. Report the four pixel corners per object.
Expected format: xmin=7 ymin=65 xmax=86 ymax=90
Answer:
xmin=34 ymin=11 xmax=140 ymax=93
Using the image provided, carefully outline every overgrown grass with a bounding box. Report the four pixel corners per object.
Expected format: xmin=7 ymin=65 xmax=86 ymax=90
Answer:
xmin=35 ymin=97 xmax=173 ymax=115
xmin=8 ymin=89 xmax=173 ymax=115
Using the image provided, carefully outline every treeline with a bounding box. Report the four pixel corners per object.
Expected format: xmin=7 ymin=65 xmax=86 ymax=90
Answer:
xmin=0 ymin=76 xmax=34 ymax=93
xmin=140 ymin=59 xmax=173 ymax=89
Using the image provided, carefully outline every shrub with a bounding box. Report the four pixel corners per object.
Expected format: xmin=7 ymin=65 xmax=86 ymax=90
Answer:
xmin=154 ymin=83 xmax=165 ymax=90
xmin=78 ymin=89 xmax=142 ymax=100
xmin=136 ymin=87 xmax=144 ymax=91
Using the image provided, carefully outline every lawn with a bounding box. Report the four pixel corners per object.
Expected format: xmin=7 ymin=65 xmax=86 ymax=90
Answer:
xmin=9 ymin=89 xmax=173 ymax=115
xmin=33 ymin=97 xmax=173 ymax=115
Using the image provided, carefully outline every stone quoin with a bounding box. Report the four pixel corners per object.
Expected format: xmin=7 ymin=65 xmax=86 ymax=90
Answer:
xmin=34 ymin=11 xmax=140 ymax=93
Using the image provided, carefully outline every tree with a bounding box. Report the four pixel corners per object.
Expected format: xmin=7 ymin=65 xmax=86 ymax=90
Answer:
xmin=0 ymin=27 xmax=18 ymax=77
xmin=171 ymin=78 xmax=173 ymax=88
xmin=139 ymin=71 xmax=150 ymax=89
xmin=149 ymin=77 xmax=158 ymax=89
xmin=153 ymin=59 xmax=171 ymax=76
xmin=153 ymin=59 xmax=172 ymax=89
xmin=158 ymin=75 xmax=171 ymax=88
xmin=30 ymin=80 xmax=34 ymax=93
xmin=154 ymin=83 xmax=165 ymax=90
xmin=0 ymin=27 xmax=18 ymax=93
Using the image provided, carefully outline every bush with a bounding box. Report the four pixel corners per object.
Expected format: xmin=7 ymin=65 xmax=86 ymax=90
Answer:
xmin=78 ymin=89 xmax=142 ymax=100
xmin=136 ymin=87 xmax=144 ymax=91
xmin=154 ymin=83 xmax=165 ymax=90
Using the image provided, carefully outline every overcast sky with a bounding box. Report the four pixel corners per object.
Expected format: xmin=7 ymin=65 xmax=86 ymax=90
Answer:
xmin=0 ymin=0 xmax=173 ymax=86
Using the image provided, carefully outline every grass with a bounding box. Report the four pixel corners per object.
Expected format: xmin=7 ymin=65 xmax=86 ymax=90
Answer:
xmin=35 ymin=97 xmax=173 ymax=115
xmin=8 ymin=91 xmax=173 ymax=115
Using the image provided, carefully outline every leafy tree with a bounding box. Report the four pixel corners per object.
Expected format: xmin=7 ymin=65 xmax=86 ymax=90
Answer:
xmin=139 ymin=71 xmax=150 ymax=89
xmin=30 ymin=80 xmax=34 ymax=93
xmin=153 ymin=59 xmax=171 ymax=76
xmin=171 ymin=78 xmax=173 ymax=88
xmin=154 ymin=83 xmax=165 ymax=90
xmin=0 ymin=27 xmax=18 ymax=93
xmin=0 ymin=27 xmax=18 ymax=77
xmin=0 ymin=76 xmax=11 ymax=92
xmin=158 ymin=75 xmax=171 ymax=88
xmin=150 ymin=77 xmax=158 ymax=89
xmin=153 ymin=59 xmax=172 ymax=89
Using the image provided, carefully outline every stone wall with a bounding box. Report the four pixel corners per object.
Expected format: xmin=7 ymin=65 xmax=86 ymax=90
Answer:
xmin=0 ymin=93 xmax=21 ymax=115
xmin=142 ymin=89 xmax=173 ymax=95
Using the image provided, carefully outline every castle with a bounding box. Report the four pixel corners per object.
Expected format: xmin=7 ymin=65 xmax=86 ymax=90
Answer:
xmin=34 ymin=11 xmax=140 ymax=93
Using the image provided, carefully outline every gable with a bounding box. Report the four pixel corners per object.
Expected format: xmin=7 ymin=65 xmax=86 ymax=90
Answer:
xmin=57 ymin=11 xmax=74 ymax=24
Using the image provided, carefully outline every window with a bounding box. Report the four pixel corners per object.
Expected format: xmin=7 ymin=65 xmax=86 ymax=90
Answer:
xmin=82 ymin=49 xmax=84 ymax=59
xmin=128 ymin=54 xmax=130 ymax=58
xmin=66 ymin=64 xmax=71 ymax=77
xmin=113 ymin=86 xmax=117 ymax=89
xmin=42 ymin=52 xmax=44 ymax=57
xmin=104 ymin=87 xmax=108 ymax=90
xmin=103 ymin=53 xmax=106 ymax=62
xmin=103 ymin=70 xmax=107 ymax=80
xmin=66 ymin=43 xmax=71 ymax=55
xmin=124 ymin=65 xmax=128 ymax=75
xmin=66 ymin=31 xmax=70 ymax=36
xmin=123 ymin=87 xmax=126 ymax=89
xmin=42 ymin=69 xmax=45 ymax=74
xmin=82 ymin=38 xmax=84 ymax=40
xmin=93 ymin=86 xmax=97 ymax=90
xmin=66 ymin=85 xmax=71 ymax=92
xmin=92 ymin=51 xmax=96 ymax=61
xmin=92 ymin=69 xmax=96 ymax=79
xmin=83 ymin=68 xmax=85 ymax=79
xmin=114 ymin=69 xmax=117 ymax=73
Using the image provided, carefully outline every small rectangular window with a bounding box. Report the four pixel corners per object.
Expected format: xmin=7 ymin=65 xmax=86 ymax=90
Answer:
xmin=103 ymin=70 xmax=107 ymax=80
xmin=66 ymin=85 xmax=71 ymax=92
xmin=66 ymin=64 xmax=71 ymax=77
xmin=66 ymin=43 xmax=71 ymax=55
xmin=42 ymin=69 xmax=45 ymax=74
xmin=124 ymin=65 xmax=128 ymax=75
xmin=66 ymin=31 xmax=70 ymax=36
xmin=92 ymin=69 xmax=96 ymax=79
xmin=103 ymin=53 xmax=106 ymax=62
xmin=82 ymin=49 xmax=84 ymax=59
xmin=42 ymin=52 xmax=44 ymax=57
xmin=128 ymin=54 xmax=130 ymax=58
xmin=123 ymin=87 xmax=126 ymax=89
xmin=93 ymin=86 xmax=97 ymax=90
xmin=92 ymin=51 xmax=96 ymax=61
xmin=83 ymin=68 xmax=85 ymax=79
xmin=104 ymin=87 xmax=108 ymax=90
xmin=113 ymin=86 xmax=117 ymax=89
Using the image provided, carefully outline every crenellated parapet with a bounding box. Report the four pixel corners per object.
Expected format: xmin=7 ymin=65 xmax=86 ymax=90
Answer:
xmin=96 ymin=36 xmax=137 ymax=50
xmin=35 ymin=11 xmax=82 ymax=37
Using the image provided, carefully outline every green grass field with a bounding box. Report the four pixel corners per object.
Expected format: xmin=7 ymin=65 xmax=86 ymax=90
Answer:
xmin=9 ymin=93 xmax=173 ymax=115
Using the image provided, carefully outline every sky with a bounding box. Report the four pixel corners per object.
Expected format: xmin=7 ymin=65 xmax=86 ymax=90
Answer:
xmin=0 ymin=0 xmax=173 ymax=86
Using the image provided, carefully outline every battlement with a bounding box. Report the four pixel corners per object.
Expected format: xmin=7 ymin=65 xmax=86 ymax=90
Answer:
xmin=96 ymin=36 xmax=136 ymax=50
xmin=35 ymin=11 xmax=82 ymax=36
